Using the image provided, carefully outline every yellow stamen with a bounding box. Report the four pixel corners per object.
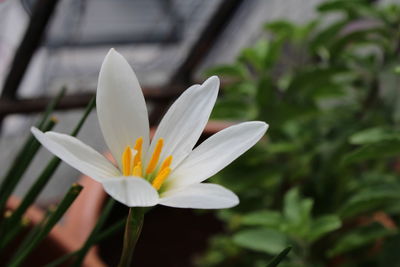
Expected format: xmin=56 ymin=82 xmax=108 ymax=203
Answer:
xmin=146 ymin=138 xmax=164 ymax=174
xmin=122 ymin=146 xmax=132 ymax=176
xmin=133 ymin=137 xmax=143 ymax=166
xmin=132 ymin=162 xmax=142 ymax=177
xmin=158 ymin=155 xmax=173 ymax=175
xmin=152 ymin=167 xmax=171 ymax=190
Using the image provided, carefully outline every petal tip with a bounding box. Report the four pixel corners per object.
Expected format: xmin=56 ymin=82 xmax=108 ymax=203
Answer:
xmin=247 ymin=121 xmax=269 ymax=134
xmin=103 ymin=48 xmax=123 ymax=66
xmin=205 ymin=75 xmax=220 ymax=88
xmin=106 ymin=47 xmax=118 ymax=58
xmin=30 ymin=126 xmax=43 ymax=137
xmin=261 ymin=121 xmax=269 ymax=132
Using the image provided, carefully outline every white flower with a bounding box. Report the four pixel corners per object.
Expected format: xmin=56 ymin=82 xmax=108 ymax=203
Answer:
xmin=31 ymin=49 xmax=268 ymax=208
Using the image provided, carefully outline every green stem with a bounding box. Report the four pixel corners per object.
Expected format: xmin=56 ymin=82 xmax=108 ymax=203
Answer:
xmin=118 ymin=208 xmax=144 ymax=267
xmin=7 ymin=184 xmax=83 ymax=267
xmin=71 ymin=198 xmax=115 ymax=266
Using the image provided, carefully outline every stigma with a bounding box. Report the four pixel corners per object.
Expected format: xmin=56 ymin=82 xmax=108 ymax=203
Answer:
xmin=121 ymin=137 xmax=172 ymax=191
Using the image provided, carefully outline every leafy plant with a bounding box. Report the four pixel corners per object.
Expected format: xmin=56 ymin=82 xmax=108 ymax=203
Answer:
xmin=198 ymin=0 xmax=400 ymax=266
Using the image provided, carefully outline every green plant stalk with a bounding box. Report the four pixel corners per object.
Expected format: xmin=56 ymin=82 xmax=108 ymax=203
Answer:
xmin=266 ymin=247 xmax=292 ymax=267
xmin=48 ymin=201 xmax=120 ymax=267
xmin=12 ymin=208 xmax=57 ymax=265
xmin=0 ymin=87 xmax=65 ymax=217
xmin=35 ymin=87 xmax=66 ymax=129
xmin=95 ymin=217 xmax=125 ymax=242
xmin=0 ymin=217 xmax=29 ymax=250
xmin=118 ymin=208 xmax=144 ymax=267
xmin=3 ymin=97 xmax=96 ymax=238
xmin=44 ymin=215 xmax=124 ymax=267
xmin=7 ymin=184 xmax=83 ymax=267
xmin=71 ymin=198 xmax=115 ymax=266
xmin=42 ymin=251 xmax=79 ymax=267
xmin=0 ymin=118 xmax=57 ymax=237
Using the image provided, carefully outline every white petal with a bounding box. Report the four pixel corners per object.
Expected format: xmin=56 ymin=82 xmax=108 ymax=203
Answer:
xmin=167 ymin=121 xmax=268 ymax=188
xmin=160 ymin=183 xmax=239 ymax=209
xmin=97 ymin=49 xmax=149 ymax=168
xmin=146 ymin=76 xmax=219 ymax=169
xmin=101 ymin=177 xmax=159 ymax=207
xmin=31 ymin=127 xmax=119 ymax=182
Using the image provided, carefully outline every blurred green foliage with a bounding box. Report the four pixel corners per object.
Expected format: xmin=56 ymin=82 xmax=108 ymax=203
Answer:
xmin=197 ymin=0 xmax=400 ymax=266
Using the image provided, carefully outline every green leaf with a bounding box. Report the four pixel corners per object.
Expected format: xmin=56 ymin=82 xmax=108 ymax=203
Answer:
xmin=265 ymin=21 xmax=295 ymax=38
xmin=328 ymin=223 xmax=396 ymax=257
xmin=267 ymin=142 xmax=298 ymax=154
xmin=241 ymin=211 xmax=283 ymax=227
xmin=205 ymin=64 xmax=248 ymax=79
xmin=310 ymin=20 xmax=347 ymax=52
xmin=318 ymin=0 xmax=370 ymax=14
xmin=349 ymin=127 xmax=399 ymax=145
xmin=283 ymin=188 xmax=313 ymax=225
xmin=339 ymin=185 xmax=400 ymax=218
xmin=283 ymin=188 xmax=301 ymax=223
xmin=343 ymin=139 xmax=400 ymax=164
xmin=308 ymin=215 xmax=341 ymax=242
xmin=233 ymin=228 xmax=288 ymax=254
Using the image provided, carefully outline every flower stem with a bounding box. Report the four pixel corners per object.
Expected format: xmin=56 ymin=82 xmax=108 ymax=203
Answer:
xmin=118 ymin=207 xmax=144 ymax=267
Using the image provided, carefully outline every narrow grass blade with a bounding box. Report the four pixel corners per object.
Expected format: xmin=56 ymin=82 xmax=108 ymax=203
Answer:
xmin=0 ymin=117 xmax=57 ymax=217
xmin=3 ymin=96 xmax=95 ymax=237
xmin=266 ymin=246 xmax=292 ymax=267
xmin=0 ymin=87 xmax=65 ymax=215
xmin=42 ymin=251 xmax=78 ymax=267
xmin=36 ymin=87 xmax=66 ymax=129
xmin=71 ymin=198 xmax=115 ymax=267
xmin=95 ymin=217 xmax=125 ymax=243
xmin=0 ymin=217 xmax=29 ymax=250
xmin=7 ymin=184 xmax=83 ymax=267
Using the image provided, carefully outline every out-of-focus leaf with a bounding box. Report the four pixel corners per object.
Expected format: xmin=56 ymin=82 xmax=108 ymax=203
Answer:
xmin=310 ymin=20 xmax=348 ymax=52
xmin=349 ymin=127 xmax=399 ymax=145
xmin=318 ymin=0 xmax=370 ymax=14
xmin=265 ymin=21 xmax=294 ymax=38
xmin=328 ymin=223 xmax=396 ymax=257
xmin=339 ymin=185 xmax=400 ymax=218
xmin=205 ymin=64 xmax=248 ymax=79
xmin=239 ymin=41 xmax=269 ymax=71
xmin=283 ymin=188 xmax=313 ymax=225
xmin=330 ymin=27 xmax=389 ymax=56
xmin=267 ymin=142 xmax=298 ymax=154
xmin=233 ymin=228 xmax=288 ymax=254
xmin=377 ymin=234 xmax=400 ymax=266
xmin=308 ymin=215 xmax=341 ymax=242
xmin=241 ymin=211 xmax=283 ymax=227
xmin=283 ymin=188 xmax=301 ymax=223
xmin=343 ymin=139 xmax=400 ymax=164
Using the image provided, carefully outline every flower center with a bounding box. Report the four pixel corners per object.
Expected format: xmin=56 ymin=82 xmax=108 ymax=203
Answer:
xmin=121 ymin=137 xmax=172 ymax=190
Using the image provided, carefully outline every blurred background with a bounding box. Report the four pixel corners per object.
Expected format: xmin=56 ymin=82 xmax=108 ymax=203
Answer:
xmin=0 ymin=0 xmax=325 ymax=208
xmin=1 ymin=0 xmax=400 ymax=266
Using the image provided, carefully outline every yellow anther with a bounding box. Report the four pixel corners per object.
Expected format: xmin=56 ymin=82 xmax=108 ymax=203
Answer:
xmin=132 ymin=162 xmax=142 ymax=177
xmin=122 ymin=146 xmax=132 ymax=176
xmin=146 ymin=138 xmax=164 ymax=174
xmin=133 ymin=137 xmax=143 ymax=166
xmin=158 ymin=155 xmax=173 ymax=175
xmin=152 ymin=167 xmax=171 ymax=190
